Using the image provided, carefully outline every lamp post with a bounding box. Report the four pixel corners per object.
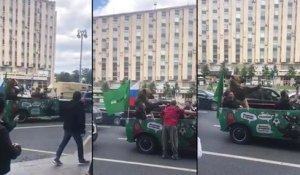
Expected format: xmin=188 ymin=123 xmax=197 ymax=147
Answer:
xmin=77 ymin=29 xmax=87 ymax=83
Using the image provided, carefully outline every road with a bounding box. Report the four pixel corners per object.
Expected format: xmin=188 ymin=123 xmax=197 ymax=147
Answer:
xmin=9 ymin=114 xmax=92 ymax=163
xmin=198 ymin=110 xmax=300 ymax=175
xmin=93 ymin=125 xmax=197 ymax=175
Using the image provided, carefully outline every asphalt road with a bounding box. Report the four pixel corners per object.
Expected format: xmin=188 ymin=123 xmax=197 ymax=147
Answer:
xmin=9 ymin=114 xmax=92 ymax=163
xmin=93 ymin=125 xmax=197 ymax=175
xmin=198 ymin=110 xmax=300 ymax=175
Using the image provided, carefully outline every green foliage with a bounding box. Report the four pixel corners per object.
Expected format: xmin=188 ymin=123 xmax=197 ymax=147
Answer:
xmin=241 ymin=65 xmax=248 ymax=79
xmin=287 ymin=65 xmax=296 ymax=79
xmin=201 ymin=65 xmax=210 ymax=77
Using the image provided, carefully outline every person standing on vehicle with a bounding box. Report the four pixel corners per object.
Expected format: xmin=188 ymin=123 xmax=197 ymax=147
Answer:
xmin=275 ymin=90 xmax=291 ymax=110
xmin=222 ymin=90 xmax=241 ymax=109
xmin=0 ymin=99 xmax=22 ymax=174
xmin=161 ymin=100 xmax=196 ymax=160
xmin=53 ymin=91 xmax=89 ymax=166
xmin=135 ymin=102 xmax=147 ymax=120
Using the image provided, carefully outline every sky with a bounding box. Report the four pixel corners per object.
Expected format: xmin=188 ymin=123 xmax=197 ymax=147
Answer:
xmin=54 ymin=0 xmax=92 ymax=73
xmin=93 ymin=0 xmax=196 ymax=16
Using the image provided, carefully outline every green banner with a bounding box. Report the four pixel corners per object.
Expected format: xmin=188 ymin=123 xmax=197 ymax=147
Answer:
xmin=103 ymin=80 xmax=130 ymax=115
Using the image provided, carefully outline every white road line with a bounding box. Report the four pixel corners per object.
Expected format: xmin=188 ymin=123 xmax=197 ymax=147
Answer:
xmin=15 ymin=125 xmax=63 ymax=129
xmin=93 ymin=157 xmax=196 ymax=172
xmin=97 ymin=125 xmax=111 ymax=128
xmin=15 ymin=123 xmax=92 ymax=130
xmin=22 ymin=148 xmax=69 ymax=156
xmin=203 ymin=151 xmax=300 ymax=169
xmin=213 ymin=124 xmax=220 ymax=128
xmin=117 ymin=137 xmax=127 ymax=140
xmin=198 ymin=111 xmax=208 ymax=114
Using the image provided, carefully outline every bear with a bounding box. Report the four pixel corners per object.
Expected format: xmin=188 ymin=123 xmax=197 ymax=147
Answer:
xmin=228 ymin=75 xmax=261 ymax=109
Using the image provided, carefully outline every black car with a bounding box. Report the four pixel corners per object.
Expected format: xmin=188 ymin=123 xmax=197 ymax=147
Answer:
xmin=99 ymin=108 xmax=124 ymax=126
xmin=81 ymin=91 xmax=92 ymax=113
xmin=198 ymin=90 xmax=217 ymax=111
xmin=246 ymin=87 xmax=280 ymax=109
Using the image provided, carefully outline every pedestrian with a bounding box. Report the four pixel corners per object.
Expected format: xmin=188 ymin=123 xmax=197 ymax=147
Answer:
xmin=161 ymin=100 xmax=196 ymax=160
xmin=53 ymin=91 xmax=89 ymax=166
xmin=0 ymin=99 xmax=22 ymax=174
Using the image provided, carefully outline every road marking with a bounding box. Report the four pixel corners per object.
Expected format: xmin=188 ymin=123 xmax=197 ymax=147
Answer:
xmin=198 ymin=111 xmax=208 ymax=114
xmin=97 ymin=125 xmax=111 ymax=128
xmin=15 ymin=123 xmax=92 ymax=130
xmin=213 ymin=125 xmax=220 ymax=128
xmin=93 ymin=157 xmax=196 ymax=172
xmin=203 ymin=151 xmax=300 ymax=169
xmin=117 ymin=137 xmax=127 ymax=140
xmin=15 ymin=125 xmax=63 ymax=129
xmin=22 ymin=148 xmax=69 ymax=156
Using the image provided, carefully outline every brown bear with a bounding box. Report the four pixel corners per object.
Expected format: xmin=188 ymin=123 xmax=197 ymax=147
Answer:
xmin=229 ymin=75 xmax=261 ymax=108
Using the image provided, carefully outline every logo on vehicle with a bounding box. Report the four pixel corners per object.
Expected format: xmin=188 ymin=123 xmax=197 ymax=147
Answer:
xmin=241 ymin=112 xmax=257 ymax=123
xmin=147 ymin=122 xmax=162 ymax=132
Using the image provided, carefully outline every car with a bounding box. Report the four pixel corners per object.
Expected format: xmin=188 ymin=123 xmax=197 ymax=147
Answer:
xmin=93 ymin=106 xmax=102 ymax=125
xmin=81 ymin=91 xmax=92 ymax=113
xmin=126 ymin=117 xmax=197 ymax=154
xmin=99 ymin=108 xmax=124 ymax=126
xmin=245 ymin=87 xmax=280 ymax=109
xmin=218 ymin=107 xmax=300 ymax=144
xmin=198 ymin=90 xmax=217 ymax=111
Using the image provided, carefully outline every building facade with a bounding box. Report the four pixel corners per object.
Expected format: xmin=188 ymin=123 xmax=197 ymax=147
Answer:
xmin=198 ymin=0 xmax=300 ymax=81
xmin=0 ymin=0 xmax=56 ymax=87
xmin=93 ymin=5 xmax=197 ymax=88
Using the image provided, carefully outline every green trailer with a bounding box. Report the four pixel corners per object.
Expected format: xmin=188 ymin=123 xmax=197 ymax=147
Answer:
xmin=126 ymin=118 xmax=196 ymax=154
xmin=218 ymin=108 xmax=300 ymax=144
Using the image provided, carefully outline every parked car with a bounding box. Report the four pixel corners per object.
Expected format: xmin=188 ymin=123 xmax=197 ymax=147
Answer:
xmin=81 ymin=91 xmax=92 ymax=113
xmin=93 ymin=106 xmax=102 ymax=125
xmin=245 ymin=87 xmax=280 ymax=109
xmin=99 ymin=108 xmax=124 ymax=126
xmin=198 ymin=90 xmax=217 ymax=111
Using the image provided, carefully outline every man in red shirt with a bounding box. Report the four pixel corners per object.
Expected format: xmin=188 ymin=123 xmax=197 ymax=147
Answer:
xmin=161 ymin=100 xmax=196 ymax=160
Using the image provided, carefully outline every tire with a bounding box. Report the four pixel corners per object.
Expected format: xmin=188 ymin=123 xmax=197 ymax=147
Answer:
xmin=114 ymin=117 xmax=121 ymax=126
xmin=211 ymin=102 xmax=218 ymax=111
xmin=136 ymin=134 xmax=157 ymax=154
xmin=230 ymin=125 xmax=250 ymax=144
xmin=15 ymin=111 xmax=29 ymax=123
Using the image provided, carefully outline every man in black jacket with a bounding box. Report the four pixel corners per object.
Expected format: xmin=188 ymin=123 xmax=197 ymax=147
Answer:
xmin=0 ymin=99 xmax=21 ymax=174
xmin=53 ymin=91 xmax=89 ymax=166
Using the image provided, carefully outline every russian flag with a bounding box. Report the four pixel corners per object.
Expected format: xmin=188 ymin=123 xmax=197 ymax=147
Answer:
xmin=129 ymin=81 xmax=140 ymax=106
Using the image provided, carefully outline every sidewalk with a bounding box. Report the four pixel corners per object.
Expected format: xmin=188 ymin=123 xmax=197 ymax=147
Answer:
xmin=9 ymin=136 xmax=92 ymax=175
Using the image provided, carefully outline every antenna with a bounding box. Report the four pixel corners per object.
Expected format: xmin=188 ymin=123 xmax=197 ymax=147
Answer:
xmin=154 ymin=1 xmax=157 ymax=10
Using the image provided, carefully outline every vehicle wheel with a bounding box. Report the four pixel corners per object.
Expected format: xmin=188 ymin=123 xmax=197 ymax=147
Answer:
xmin=211 ymin=102 xmax=218 ymax=111
xmin=136 ymin=134 xmax=157 ymax=154
xmin=230 ymin=125 xmax=250 ymax=144
xmin=114 ymin=117 xmax=121 ymax=126
xmin=92 ymin=124 xmax=98 ymax=142
xmin=16 ymin=111 xmax=29 ymax=123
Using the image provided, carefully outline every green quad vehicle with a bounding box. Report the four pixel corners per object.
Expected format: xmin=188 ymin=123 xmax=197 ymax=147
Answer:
xmin=14 ymin=97 xmax=61 ymax=122
xmin=126 ymin=117 xmax=197 ymax=154
xmin=218 ymin=108 xmax=300 ymax=144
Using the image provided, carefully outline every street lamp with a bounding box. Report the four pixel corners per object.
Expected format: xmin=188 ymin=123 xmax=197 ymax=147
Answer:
xmin=77 ymin=29 xmax=88 ymax=83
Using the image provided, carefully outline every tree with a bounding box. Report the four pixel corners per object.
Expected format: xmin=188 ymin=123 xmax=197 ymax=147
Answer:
xmin=287 ymin=65 xmax=296 ymax=80
xmin=149 ymin=82 xmax=156 ymax=94
xmin=56 ymin=72 xmax=72 ymax=82
xmin=71 ymin=70 xmax=80 ymax=82
xmin=234 ymin=67 xmax=240 ymax=75
xmin=201 ymin=65 xmax=210 ymax=78
xmin=187 ymin=83 xmax=197 ymax=98
xmin=262 ymin=65 xmax=270 ymax=79
xmin=163 ymin=82 xmax=172 ymax=98
xmin=220 ymin=62 xmax=230 ymax=77
xmin=241 ymin=65 xmax=248 ymax=79
xmin=82 ymin=68 xmax=92 ymax=84
xmin=142 ymin=82 xmax=148 ymax=89
xmin=101 ymin=81 xmax=109 ymax=92
xmin=248 ymin=65 xmax=256 ymax=80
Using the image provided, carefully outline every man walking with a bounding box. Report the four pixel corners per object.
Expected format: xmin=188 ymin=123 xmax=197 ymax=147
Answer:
xmin=53 ymin=91 xmax=89 ymax=166
xmin=161 ymin=100 xmax=196 ymax=160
